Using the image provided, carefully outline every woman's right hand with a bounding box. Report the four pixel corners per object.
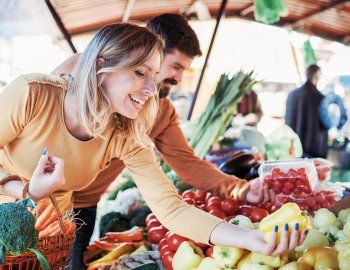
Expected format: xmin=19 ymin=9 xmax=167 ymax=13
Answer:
xmin=29 ymin=149 xmax=65 ymax=201
xmin=246 ymin=224 xmax=308 ymax=256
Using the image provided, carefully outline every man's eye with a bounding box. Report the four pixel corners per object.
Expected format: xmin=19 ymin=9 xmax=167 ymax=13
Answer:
xmin=172 ymin=66 xmax=180 ymax=70
xmin=135 ymin=70 xmax=145 ymax=77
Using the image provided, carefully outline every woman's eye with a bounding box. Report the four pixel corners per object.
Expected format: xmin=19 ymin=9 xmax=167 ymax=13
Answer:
xmin=135 ymin=70 xmax=145 ymax=77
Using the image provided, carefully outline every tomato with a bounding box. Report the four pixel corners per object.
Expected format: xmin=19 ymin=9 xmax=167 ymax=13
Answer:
xmin=146 ymin=219 xmax=162 ymax=230
xmin=183 ymin=198 xmax=196 ymax=205
xmin=159 ymin=244 xmax=171 ymax=254
xmin=281 ymin=187 xmax=292 ymax=195
xmin=264 ymin=177 xmax=273 ymax=187
xmin=270 ymin=205 xmax=281 ymax=213
xmin=196 ymin=204 xmax=207 ymax=212
xmin=238 ymin=205 xmax=253 ymax=216
xmin=167 ymin=233 xmax=188 ymax=252
xmin=249 ymin=208 xmax=269 ymax=223
xmin=271 ymin=167 xmax=281 ymax=177
xmin=221 ymin=198 xmax=239 ymax=215
xmin=165 ymin=230 xmax=172 ymax=238
xmin=293 ymin=187 xmax=303 ymax=196
xmin=302 ymin=185 xmax=312 ymax=194
xmin=182 ymin=190 xmax=196 ymax=200
xmin=158 ymin=238 xmax=168 ymax=251
xmin=272 ymin=180 xmax=283 ymax=191
xmin=161 ymin=251 xmax=175 ymax=270
xmin=322 ymin=201 xmax=331 ymax=208
xmin=205 ymin=246 xmax=214 ymax=257
xmin=195 ymin=190 xmax=207 ymax=203
xmin=205 ymin=192 xmax=214 ymax=204
xmin=299 ymin=204 xmax=309 ymax=211
xmin=209 ymin=209 xmax=226 ymax=219
xmin=288 ymin=168 xmax=297 ymax=177
xmin=283 ymin=181 xmax=294 ymax=190
xmin=263 ymin=202 xmax=273 ymax=213
xmin=307 ymin=199 xmax=316 ymax=207
xmin=148 ymin=225 xmax=168 ymax=244
xmin=207 ymin=196 xmax=222 ymax=206
xmin=207 ymin=202 xmax=222 ymax=212
xmin=145 ymin=213 xmax=156 ymax=225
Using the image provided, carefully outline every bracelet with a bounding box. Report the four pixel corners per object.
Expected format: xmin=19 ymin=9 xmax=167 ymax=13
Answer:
xmin=22 ymin=182 xmax=30 ymax=199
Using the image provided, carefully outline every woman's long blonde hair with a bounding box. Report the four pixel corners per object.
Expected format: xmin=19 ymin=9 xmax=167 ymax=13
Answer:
xmin=69 ymin=22 xmax=164 ymax=147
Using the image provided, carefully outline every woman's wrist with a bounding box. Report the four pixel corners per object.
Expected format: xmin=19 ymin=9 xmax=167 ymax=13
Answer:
xmin=209 ymin=222 xmax=250 ymax=249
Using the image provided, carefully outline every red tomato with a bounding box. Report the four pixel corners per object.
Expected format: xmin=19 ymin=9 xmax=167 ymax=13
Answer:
xmin=270 ymin=205 xmax=281 ymax=213
xmin=209 ymin=209 xmax=226 ymax=219
xmin=221 ymin=198 xmax=239 ymax=215
xmin=192 ymin=241 xmax=209 ymax=251
xmin=167 ymin=234 xmax=188 ymax=252
xmin=148 ymin=225 xmax=168 ymax=244
xmin=159 ymin=244 xmax=171 ymax=254
xmin=207 ymin=196 xmax=222 ymax=206
xmin=182 ymin=190 xmax=196 ymax=200
xmin=183 ymin=198 xmax=196 ymax=205
xmin=263 ymin=202 xmax=273 ymax=213
xmin=165 ymin=231 xmax=172 ymax=238
xmin=146 ymin=219 xmax=162 ymax=230
xmin=264 ymin=177 xmax=273 ymax=187
xmin=249 ymin=208 xmax=269 ymax=223
xmin=283 ymin=181 xmax=294 ymax=190
xmin=281 ymin=187 xmax=292 ymax=195
xmin=272 ymin=180 xmax=283 ymax=191
xmin=195 ymin=190 xmax=207 ymax=203
xmin=145 ymin=213 xmax=156 ymax=225
xmin=196 ymin=204 xmax=207 ymax=212
xmin=205 ymin=246 xmax=214 ymax=257
xmin=293 ymin=187 xmax=303 ymax=196
xmin=238 ymin=205 xmax=253 ymax=216
xmin=207 ymin=202 xmax=222 ymax=212
xmin=161 ymin=251 xmax=174 ymax=270
xmin=272 ymin=167 xmax=281 ymax=177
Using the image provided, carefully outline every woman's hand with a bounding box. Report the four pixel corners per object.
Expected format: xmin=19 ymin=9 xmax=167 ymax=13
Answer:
xmin=246 ymin=224 xmax=308 ymax=256
xmin=29 ymin=149 xmax=65 ymax=201
xmin=246 ymin=178 xmax=276 ymax=204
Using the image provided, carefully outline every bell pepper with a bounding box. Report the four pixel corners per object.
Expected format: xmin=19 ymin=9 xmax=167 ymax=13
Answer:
xmin=88 ymin=243 xmax=134 ymax=266
xmin=251 ymin=252 xmax=288 ymax=268
xmin=241 ymin=262 xmax=274 ymax=270
xmin=212 ymin=245 xmax=244 ymax=268
xmin=302 ymin=246 xmax=339 ymax=270
xmin=338 ymin=208 xmax=350 ymax=225
xmin=296 ymin=257 xmax=313 ymax=270
xmin=338 ymin=244 xmax=350 ymax=270
xmin=195 ymin=257 xmax=221 ymax=270
xmin=172 ymin=241 xmax=204 ymax=270
xmin=335 ymin=238 xmax=350 ymax=252
xmin=278 ymin=262 xmax=299 ymax=270
xmin=259 ymin=203 xmax=310 ymax=243
xmin=295 ymin=229 xmax=329 ymax=254
xmin=313 ymin=208 xmax=337 ymax=230
xmin=237 ymin=252 xmax=252 ymax=270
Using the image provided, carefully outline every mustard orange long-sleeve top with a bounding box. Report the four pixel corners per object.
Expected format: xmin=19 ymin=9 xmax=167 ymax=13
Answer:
xmin=0 ymin=73 xmax=225 ymax=244
xmin=74 ymin=98 xmax=250 ymax=208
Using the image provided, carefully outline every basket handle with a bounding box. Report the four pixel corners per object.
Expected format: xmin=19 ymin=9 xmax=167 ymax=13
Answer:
xmin=48 ymin=195 xmax=66 ymax=236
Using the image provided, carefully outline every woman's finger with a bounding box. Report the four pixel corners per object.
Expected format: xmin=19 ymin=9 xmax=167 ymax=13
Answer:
xmin=272 ymin=224 xmax=289 ymax=256
xmin=33 ymin=149 xmax=49 ymax=176
xmin=51 ymin=157 xmax=65 ymax=177
xmin=298 ymin=229 xmax=309 ymax=246
xmin=288 ymin=223 xmax=300 ymax=250
xmin=265 ymin=226 xmax=278 ymax=256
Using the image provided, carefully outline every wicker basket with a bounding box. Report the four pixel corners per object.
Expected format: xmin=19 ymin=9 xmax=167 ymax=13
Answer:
xmin=0 ymin=196 xmax=75 ymax=270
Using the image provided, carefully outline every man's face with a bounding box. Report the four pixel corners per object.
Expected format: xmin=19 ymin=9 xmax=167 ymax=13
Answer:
xmin=158 ymin=48 xmax=194 ymax=98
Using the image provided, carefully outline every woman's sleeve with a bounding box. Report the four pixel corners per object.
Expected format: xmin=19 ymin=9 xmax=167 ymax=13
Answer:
xmin=121 ymin=145 xmax=223 ymax=244
xmin=0 ymin=75 xmax=32 ymax=182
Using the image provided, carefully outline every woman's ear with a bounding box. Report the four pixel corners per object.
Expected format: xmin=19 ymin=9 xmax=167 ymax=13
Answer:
xmin=96 ymin=57 xmax=105 ymax=70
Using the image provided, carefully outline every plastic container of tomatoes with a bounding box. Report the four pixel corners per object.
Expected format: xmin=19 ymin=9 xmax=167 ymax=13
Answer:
xmin=310 ymin=158 xmax=334 ymax=182
xmin=258 ymin=159 xmax=318 ymax=197
xmin=276 ymin=182 xmax=344 ymax=212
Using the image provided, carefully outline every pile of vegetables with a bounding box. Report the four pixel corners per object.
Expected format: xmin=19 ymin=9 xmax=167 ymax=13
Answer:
xmin=189 ymin=71 xmax=257 ymax=158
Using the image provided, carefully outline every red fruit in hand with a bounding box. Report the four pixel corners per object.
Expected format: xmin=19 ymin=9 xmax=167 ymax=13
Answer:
xmin=167 ymin=233 xmax=188 ymax=252
xmin=195 ymin=190 xmax=207 ymax=203
xmin=182 ymin=190 xmax=196 ymax=200
xmin=148 ymin=225 xmax=168 ymax=244
xmin=183 ymin=198 xmax=196 ymax=205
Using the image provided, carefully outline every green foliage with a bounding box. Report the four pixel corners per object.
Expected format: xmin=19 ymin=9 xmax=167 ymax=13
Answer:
xmin=254 ymin=0 xmax=288 ymax=24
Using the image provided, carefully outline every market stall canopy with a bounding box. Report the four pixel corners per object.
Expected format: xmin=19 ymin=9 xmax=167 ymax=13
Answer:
xmin=47 ymin=0 xmax=350 ymax=44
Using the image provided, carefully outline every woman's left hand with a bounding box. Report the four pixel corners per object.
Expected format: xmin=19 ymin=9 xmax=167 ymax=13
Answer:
xmin=246 ymin=178 xmax=275 ymax=204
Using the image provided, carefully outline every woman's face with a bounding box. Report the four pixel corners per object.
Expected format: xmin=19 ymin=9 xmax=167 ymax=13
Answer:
xmin=102 ymin=50 xmax=161 ymax=119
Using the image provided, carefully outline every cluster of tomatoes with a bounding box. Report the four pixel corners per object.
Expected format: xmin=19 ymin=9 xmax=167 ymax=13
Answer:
xmin=277 ymin=189 xmax=338 ymax=212
xmin=181 ymin=189 xmax=272 ymax=223
xmin=263 ymin=167 xmax=314 ymax=196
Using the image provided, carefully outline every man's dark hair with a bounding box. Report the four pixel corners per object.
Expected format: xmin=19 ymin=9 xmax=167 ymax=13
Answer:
xmin=306 ymin=64 xmax=321 ymax=81
xmin=147 ymin=13 xmax=202 ymax=57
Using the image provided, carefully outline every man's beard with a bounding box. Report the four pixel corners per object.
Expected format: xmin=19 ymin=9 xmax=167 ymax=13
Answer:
xmin=158 ymin=79 xmax=177 ymax=98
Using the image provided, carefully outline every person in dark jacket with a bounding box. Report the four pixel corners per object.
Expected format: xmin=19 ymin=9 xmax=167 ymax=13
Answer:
xmin=285 ymin=64 xmax=328 ymax=158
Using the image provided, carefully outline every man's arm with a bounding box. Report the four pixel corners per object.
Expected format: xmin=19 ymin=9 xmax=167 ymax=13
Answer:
xmin=285 ymin=92 xmax=296 ymax=129
xmin=152 ymin=99 xmax=250 ymax=200
xmin=51 ymin=54 xmax=80 ymax=75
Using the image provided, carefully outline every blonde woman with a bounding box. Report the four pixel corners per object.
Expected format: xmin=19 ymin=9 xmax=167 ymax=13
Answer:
xmin=0 ymin=23 xmax=306 ymax=263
